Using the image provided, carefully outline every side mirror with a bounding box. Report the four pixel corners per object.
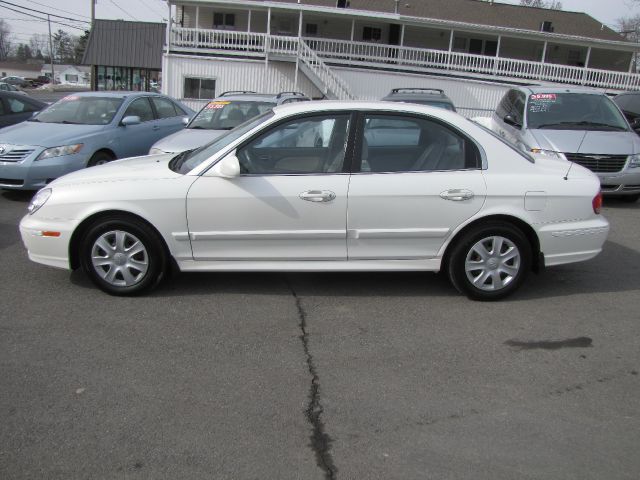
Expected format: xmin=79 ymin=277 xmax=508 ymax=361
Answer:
xmin=503 ymin=114 xmax=522 ymax=129
xmin=121 ymin=115 xmax=141 ymax=126
xmin=209 ymin=152 xmax=240 ymax=178
xmin=630 ymin=118 xmax=640 ymax=131
xmin=182 ymin=116 xmax=190 ymax=126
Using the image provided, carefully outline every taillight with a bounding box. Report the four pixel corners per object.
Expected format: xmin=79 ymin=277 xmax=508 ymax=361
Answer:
xmin=592 ymin=191 xmax=603 ymax=214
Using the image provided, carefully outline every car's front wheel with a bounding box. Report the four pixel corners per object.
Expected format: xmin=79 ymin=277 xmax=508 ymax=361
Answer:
xmin=447 ymin=222 xmax=532 ymax=301
xmin=80 ymin=216 xmax=167 ymax=295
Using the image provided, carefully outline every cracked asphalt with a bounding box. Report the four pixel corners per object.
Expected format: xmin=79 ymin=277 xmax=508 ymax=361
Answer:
xmin=1 ymin=190 xmax=639 ymax=479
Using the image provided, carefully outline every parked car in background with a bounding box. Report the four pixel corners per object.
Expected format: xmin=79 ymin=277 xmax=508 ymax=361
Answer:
xmin=612 ymin=92 xmax=640 ymax=131
xmin=381 ymin=88 xmax=456 ymax=111
xmin=1 ymin=76 xmax=29 ymax=88
xmin=0 ymin=82 xmax=28 ymax=95
xmin=0 ymin=91 xmax=47 ymax=129
xmin=490 ymin=86 xmax=640 ymax=202
xmin=149 ymin=91 xmax=310 ymax=154
xmin=21 ymin=101 xmax=608 ymax=300
xmin=0 ymin=92 xmax=193 ymax=190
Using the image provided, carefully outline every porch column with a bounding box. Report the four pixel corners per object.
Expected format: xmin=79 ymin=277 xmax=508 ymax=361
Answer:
xmin=295 ymin=10 xmax=303 ymax=89
xmin=194 ymin=6 xmax=199 ymax=47
xmin=265 ymin=8 xmax=271 ymax=70
xmin=581 ymin=46 xmax=592 ymax=85
xmin=248 ymin=10 xmax=251 ymax=32
xmin=492 ymin=35 xmax=501 ymax=74
xmin=165 ymin=1 xmax=172 ymax=52
xmin=447 ymin=30 xmax=454 ymax=70
xmin=539 ymin=41 xmax=548 ymax=80
xmin=350 ymin=18 xmax=355 ymax=60
xmin=399 ymin=24 xmax=405 ymax=64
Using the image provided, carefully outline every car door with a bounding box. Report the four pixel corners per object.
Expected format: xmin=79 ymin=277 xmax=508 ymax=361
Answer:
xmin=186 ymin=112 xmax=353 ymax=261
xmin=114 ymin=97 xmax=160 ymax=158
xmin=149 ymin=96 xmax=187 ymax=141
xmin=346 ymin=112 xmax=487 ymax=260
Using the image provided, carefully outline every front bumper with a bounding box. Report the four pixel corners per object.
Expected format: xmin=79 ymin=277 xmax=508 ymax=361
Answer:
xmin=19 ymin=214 xmax=73 ymax=270
xmin=597 ymin=169 xmax=640 ymax=196
xmin=0 ymin=145 xmax=91 ymax=190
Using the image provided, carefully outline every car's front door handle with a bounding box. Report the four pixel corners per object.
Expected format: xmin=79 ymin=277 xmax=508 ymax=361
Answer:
xmin=299 ymin=190 xmax=336 ymax=202
xmin=440 ymin=189 xmax=474 ymax=201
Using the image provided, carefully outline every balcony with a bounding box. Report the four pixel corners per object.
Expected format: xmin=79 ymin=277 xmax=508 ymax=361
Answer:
xmin=169 ymin=27 xmax=640 ymax=92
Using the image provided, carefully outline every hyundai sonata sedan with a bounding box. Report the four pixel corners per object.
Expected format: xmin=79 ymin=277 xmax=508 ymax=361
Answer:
xmin=20 ymin=101 xmax=609 ymax=300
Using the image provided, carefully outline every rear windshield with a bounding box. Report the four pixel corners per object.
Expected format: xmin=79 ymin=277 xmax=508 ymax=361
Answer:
xmin=188 ymin=100 xmax=275 ymax=130
xmin=526 ymin=93 xmax=628 ymax=131
xmin=32 ymin=96 xmax=123 ymax=125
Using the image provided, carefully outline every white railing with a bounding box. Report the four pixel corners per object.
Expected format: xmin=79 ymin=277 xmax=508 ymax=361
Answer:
xmin=298 ymin=39 xmax=355 ymax=100
xmin=170 ymin=27 xmax=640 ymax=91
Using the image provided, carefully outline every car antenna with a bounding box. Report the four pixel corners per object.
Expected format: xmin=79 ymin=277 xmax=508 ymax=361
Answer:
xmin=564 ymin=160 xmax=574 ymax=180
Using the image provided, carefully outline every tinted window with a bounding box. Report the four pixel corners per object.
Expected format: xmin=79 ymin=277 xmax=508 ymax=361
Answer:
xmin=236 ymin=114 xmax=351 ymax=174
xmin=7 ymin=97 xmax=36 ymax=113
xmin=526 ymin=93 xmax=628 ymax=131
xmin=151 ymin=97 xmax=178 ymax=119
xmin=189 ymin=100 xmax=274 ymax=130
xmin=360 ymin=114 xmax=480 ymax=172
xmin=495 ymin=90 xmax=514 ymax=120
xmin=124 ymin=98 xmax=154 ymax=122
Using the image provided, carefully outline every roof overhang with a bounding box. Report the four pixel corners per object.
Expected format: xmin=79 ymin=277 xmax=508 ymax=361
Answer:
xmin=171 ymin=0 xmax=640 ymax=52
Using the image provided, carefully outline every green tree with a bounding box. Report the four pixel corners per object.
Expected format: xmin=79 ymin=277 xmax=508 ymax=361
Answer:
xmin=0 ymin=19 xmax=11 ymax=61
xmin=74 ymin=30 xmax=90 ymax=64
xmin=520 ymin=0 xmax=562 ymax=8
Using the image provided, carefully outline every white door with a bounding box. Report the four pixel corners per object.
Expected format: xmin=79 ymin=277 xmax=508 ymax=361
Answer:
xmin=347 ymin=113 xmax=487 ymax=260
xmin=186 ymin=113 xmax=353 ymax=261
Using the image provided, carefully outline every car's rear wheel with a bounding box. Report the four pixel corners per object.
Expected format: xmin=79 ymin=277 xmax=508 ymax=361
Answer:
xmin=80 ymin=216 xmax=167 ymax=295
xmin=87 ymin=151 xmax=114 ymax=167
xmin=447 ymin=222 xmax=532 ymax=301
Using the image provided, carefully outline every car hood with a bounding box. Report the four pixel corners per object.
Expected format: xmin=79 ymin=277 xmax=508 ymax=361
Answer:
xmin=529 ymin=129 xmax=638 ymax=155
xmin=50 ymin=153 xmax=181 ymax=187
xmin=151 ymin=128 xmax=226 ymax=153
xmin=0 ymin=121 xmax=106 ymax=147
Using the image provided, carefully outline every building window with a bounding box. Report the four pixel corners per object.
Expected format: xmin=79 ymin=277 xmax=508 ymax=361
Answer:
xmin=363 ymin=26 xmax=382 ymax=42
xmin=213 ymin=13 xmax=235 ymax=28
xmin=305 ymin=23 xmax=318 ymax=36
xmin=65 ymin=74 xmax=78 ymax=83
xmin=453 ymin=37 xmax=467 ymax=52
xmin=184 ymin=77 xmax=216 ymax=100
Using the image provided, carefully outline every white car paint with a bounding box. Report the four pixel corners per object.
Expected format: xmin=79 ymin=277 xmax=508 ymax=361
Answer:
xmin=19 ymin=101 xmax=609 ymax=299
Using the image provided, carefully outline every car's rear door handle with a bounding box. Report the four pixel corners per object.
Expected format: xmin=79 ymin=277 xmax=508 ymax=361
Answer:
xmin=299 ymin=190 xmax=336 ymax=202
xmin=440 ymin=189 xmax=474 ymax=201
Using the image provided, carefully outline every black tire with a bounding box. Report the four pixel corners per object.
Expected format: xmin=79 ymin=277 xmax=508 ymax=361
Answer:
xmin=620 ymin=194 xmax=639 ymax=203
xmin=87 ymin=150 xmax=115 ymax=167
xmin=79 ymin=215 xmax=168 ymax=296
xmin=447 ymin=222 xmax=532 ymax=301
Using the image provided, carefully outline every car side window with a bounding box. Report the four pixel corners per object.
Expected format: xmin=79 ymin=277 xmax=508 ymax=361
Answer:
xmin=123 ymin=98 xmax=154 ymax=122
xmin=495 ymin=90 xmax=513 ymax=120
xmin=360 ymin=114 xmax=480 ymax=173
xmin=512 ymin=91 xmax=526 ymax=125
xmin=236 ymin=114 xmax=350 ymax=174
xmin=151 ymin=97 xmax=178 ymax=119
xmin=7 ymin=97 xmax=36 ymax=114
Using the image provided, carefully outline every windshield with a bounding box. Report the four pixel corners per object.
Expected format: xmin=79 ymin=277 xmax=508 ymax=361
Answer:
xmin=32 ymin=96 xmax=124 ymax=125
xmin=526 ymin=93 xmax=628 ymax=131
xmin=188 ymin=100 xmax=275 ymax=130
xmin=171 ymin=111 xmax=275 ymax=174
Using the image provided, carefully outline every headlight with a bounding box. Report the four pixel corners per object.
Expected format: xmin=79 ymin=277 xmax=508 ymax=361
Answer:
xmin=628 ymin=153 xmax=640 ymax=168
xmin=27 ymin=188 xmax=52 ymax=215
xmin=149 ymin=147 xmax=166 ymax=155
xmin=36 ymin=144 xmax=83 ymax=161
xmin=530 ymin=148 xmax=567 ymax=161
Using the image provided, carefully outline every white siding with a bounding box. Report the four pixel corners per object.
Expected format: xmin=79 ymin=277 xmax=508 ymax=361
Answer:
xmin=163 ymin=54 xmax=323 ymax=110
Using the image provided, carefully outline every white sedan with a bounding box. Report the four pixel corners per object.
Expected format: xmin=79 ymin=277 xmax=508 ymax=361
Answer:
xmin=19 ymin=101 xmax=609 ymax=300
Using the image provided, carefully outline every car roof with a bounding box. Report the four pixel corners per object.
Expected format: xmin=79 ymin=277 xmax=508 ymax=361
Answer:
xmin=67 ymin=91 xmax=167 ymax=99
xmin=272 ymin=100 xmax=462 ymax=120
xmin=519 ymin=86 xmax=606 ymax=95
xmin=213 ymin=91 xmax=309 ymax=103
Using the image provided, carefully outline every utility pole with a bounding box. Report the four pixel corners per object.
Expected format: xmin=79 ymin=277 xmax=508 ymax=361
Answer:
xmin=91 ymin=0 xmax=97 ymax=90
xmin=47 ymin=14 xmax=55 ymax=84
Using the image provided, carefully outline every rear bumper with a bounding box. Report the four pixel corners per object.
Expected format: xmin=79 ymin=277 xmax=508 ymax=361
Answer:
xmin=538 ymin=217 xmax=610 ymax=267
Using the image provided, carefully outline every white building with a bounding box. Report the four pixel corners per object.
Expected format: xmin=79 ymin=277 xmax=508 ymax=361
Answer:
xmin=41 ymin=65 xmax=91 ymax=86
xmin=162 ymin=0 xmax=640 ymax=115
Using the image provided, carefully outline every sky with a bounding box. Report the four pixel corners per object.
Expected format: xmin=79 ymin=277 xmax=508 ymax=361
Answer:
xmin=2 ymin=0 xmax=640 ymax=42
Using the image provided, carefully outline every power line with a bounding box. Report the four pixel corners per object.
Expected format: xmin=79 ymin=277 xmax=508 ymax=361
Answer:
xmin=0 ymin=5 xmax=87 ymax=31
xmin=107 ymin=0 xmax=138 ymax=21
xmin=27 ymin=0 xmax=91 ymax=20
xmin=0 ymin=0 xmax=90 ymax=24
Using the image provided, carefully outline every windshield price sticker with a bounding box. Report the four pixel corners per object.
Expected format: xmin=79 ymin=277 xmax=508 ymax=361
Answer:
xmin=529 ymin=93 xmax=557 ymax=113
xmin=205 ymin=101 xmax=231 ymax=110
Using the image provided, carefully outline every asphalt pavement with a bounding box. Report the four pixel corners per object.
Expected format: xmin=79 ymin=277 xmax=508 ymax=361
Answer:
xmin=1 ymin=190 xmax=639 ymax=479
